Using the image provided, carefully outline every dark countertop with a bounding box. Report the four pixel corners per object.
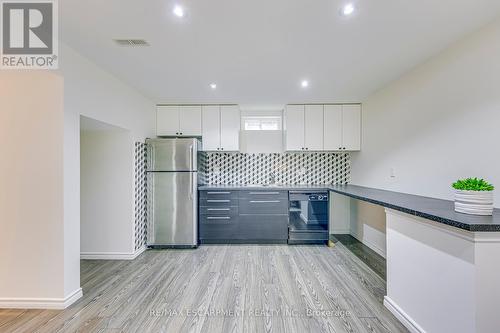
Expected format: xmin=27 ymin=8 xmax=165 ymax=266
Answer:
xmin=330 ymin=185 xmax=500 ymax=232
xmin=199 ymin=184 xmax=500 ymax=232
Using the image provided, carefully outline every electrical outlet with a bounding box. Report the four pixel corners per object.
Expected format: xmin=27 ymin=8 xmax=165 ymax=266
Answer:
xmin=390 ymin=167 xmax=396 ymax=178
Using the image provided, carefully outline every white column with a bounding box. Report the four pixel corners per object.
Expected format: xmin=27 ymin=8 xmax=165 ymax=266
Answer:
xmin=384 ymin=208 xmax=500 ymax=333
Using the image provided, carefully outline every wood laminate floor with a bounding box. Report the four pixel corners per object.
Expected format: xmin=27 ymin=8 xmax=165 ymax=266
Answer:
xmin=330 ymin=235 xmax=387 ymax=281
xmin=0 ymin=244 xmax=407 ymax=333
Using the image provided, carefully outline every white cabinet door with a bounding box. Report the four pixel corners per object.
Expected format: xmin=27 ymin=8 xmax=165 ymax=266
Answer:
xmin=179 ymin=105 xmax=202 ymax=136
xmin=157 ymin=105 xmax=180 ymax=136
xmin=342 ymin=104 xmax=361 ymax=151
xmin=220 ymin=105 xmax=240 ymax=151
xmin=323 ymin=105 xmax=343 ymax=151
xmin=285 ymin=105 xmax=305 ymax=151
xmin=201 ymin=105 xmax=220 ymax=151
xmin=304 ymin=105 xmax=324 ymax=151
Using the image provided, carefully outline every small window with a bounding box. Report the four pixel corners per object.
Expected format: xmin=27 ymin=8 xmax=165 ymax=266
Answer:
xmin=243 ymin=116 xmax=281 ymax=131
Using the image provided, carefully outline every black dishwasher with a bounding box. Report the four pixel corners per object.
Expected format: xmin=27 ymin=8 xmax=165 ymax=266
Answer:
xmin=288 ymin=191 xmax=329 ymax=245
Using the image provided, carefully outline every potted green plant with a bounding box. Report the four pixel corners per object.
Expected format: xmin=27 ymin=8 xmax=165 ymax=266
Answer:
xmin=452 ymin=178 xmax=494 ymax=216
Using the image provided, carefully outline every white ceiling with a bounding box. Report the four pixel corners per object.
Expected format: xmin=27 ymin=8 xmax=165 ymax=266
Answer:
xmin=60 ymin=0 xmax=500 ymax=106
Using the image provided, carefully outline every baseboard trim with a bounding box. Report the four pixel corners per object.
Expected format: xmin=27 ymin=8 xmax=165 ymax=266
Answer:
xmin=80 ymin=245 xmax=146 ymax=260
xmin=0 ymin=288 xmax=83 ymax=310
xmin=384 ymin=296 xmax=426 ymax=333
xmin=330 ymin=229 xmax=351 ymax=234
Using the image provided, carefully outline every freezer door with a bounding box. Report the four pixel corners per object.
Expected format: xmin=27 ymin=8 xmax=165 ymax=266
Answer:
xmin=146 ymin=138 xmax=198 ymax=171
xmin=147 ymin=171 xmax=198 ymax=246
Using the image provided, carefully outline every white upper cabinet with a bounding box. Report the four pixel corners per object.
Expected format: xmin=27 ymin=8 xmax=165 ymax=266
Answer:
xmin=157 ymin=105 xmax=180 ymax=136
xmin=201 ymin=105 xmax=240 ymax=151
xmin=284 ymin=105 xmax=305 ymax=151
xmin=323 ymin=105 xmax=343 ymax=150
xmin=179 ymin=106 xmax=202 ymax=136
xmin=156 ymin=105 xmax=201 ymax=136
xmin=304 ymin=105 xmax=324 ymax=151
xmin=286 ymin=103 xmax=361 ymax=152
xmin=220 ymin=105 xmax=240 ymax=151
xmin=285 ymin=104 xmax=324 ymax=151
xmin=201 ymin=105 xmax=220 ymax=151
xmin=323 ymin=104 xmax=361 ymax=151
xmin=341 ymin=104 xmax=361 ymax=151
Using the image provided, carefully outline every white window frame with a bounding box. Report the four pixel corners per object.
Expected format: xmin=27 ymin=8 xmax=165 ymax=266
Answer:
xmin=240 ymin=110 xmax=283 ymax=131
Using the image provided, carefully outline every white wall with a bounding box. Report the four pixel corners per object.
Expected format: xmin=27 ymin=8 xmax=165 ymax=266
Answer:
xmin=351 ymin=18 xmax=500 ymax=208
xmin=80 ymin=120 xmax=134 ymax=255
xmin=240 ymin=131 xmax=283 ymax=153
xmin=329 ymin=193 xmax=386 ymax=257
xmin=0 ymin=71 xmax=67 ymax=306
xmin=59 ymin=43 xmax=155 ymax=299
xmin=349 ymin=200 xmax=387 ymax=258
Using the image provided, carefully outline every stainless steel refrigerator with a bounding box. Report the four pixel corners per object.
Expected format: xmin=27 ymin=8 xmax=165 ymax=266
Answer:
xmin=146 ymin=138 xmax=200 ymax=248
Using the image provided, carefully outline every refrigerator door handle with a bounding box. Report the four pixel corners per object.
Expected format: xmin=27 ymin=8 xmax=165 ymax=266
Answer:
xmin=189 ymin=145 xmax=194 ymax=171
xmin=189 ymin=171 xmax=194 ymax=200
xmin=188 ymin=144 xmax=194 ymax=200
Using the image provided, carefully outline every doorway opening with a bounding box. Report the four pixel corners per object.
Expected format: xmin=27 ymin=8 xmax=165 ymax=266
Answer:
xmin=80 ymin=116 xmax=135 ymax=258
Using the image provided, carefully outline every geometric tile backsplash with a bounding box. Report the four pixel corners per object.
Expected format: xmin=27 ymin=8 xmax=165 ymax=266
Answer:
xmin=134 ymin=142 xmax=147 ymax=250
xmin=199 ymin=152 xmax=350 ymax=185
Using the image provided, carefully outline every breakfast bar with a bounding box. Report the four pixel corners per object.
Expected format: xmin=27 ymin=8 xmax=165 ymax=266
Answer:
xmin=329 ymin=185 xmax=500 ymax=333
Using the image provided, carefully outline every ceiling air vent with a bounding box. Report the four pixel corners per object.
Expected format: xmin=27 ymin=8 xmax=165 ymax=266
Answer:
xmin=113 ymin=39 xmax=149 ymax=46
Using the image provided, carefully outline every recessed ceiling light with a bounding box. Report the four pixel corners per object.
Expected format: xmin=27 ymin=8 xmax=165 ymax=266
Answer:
xmin=301 ymin=80 xmax=309 ymax=88
xmin=340 ymin=3 xmax=355 ymax=16
xmin=210 ymin=83 xmax=217 ymax=90
xmin=173 ymin=5 xmax=184 ymax=17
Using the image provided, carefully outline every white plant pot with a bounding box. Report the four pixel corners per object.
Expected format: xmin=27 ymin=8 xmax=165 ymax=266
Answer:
xmin=454 ymin=190 xmax=494 ymax=216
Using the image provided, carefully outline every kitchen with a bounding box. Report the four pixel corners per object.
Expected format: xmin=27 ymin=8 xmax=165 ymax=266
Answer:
xmin=1 ymin=1 xmax=500 ymax=333
xmin=148 ymin=103 xmax=359 ymax=246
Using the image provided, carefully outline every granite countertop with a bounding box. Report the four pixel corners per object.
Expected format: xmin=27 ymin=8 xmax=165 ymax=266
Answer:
xmin=199 ymin=184 xmax=500 ymax=232
xmin=329 ymin=185 xmax=500 ymax=232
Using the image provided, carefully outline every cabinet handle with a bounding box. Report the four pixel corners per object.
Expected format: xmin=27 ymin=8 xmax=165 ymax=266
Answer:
xmin=207 ymin=200 xmax=230 ymax=203
xmin=250 ymin=200 xmax=280 ymax=203
xmin=207 ymin=208 xmax=230 ymax=211
xmin=207 ymin=192 xmax=231 ymax=195
xmin=207 ymin=216 xmax=231 ymax=220
xmin=249 ymin=192 xmax=280 ymax=195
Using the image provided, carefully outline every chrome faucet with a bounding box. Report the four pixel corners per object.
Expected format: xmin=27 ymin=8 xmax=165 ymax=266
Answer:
xmin=269 ymin=172 xmax=276 ymax=185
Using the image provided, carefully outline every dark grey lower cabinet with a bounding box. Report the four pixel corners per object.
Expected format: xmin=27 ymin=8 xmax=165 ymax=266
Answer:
xmin=238 ymin=215 xmax=288 ymax=241
xmin=199 ymin=189 xmax=289 ymax=244
xmin=199 ymin=190 xmax=239 ymax=243
xmin=199 ymin=214 xmax=239 ymax=241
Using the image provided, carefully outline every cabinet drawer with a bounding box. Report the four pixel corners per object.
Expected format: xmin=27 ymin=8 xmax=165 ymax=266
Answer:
xmin=239 ymin=190 xmax=288 ymax=200
xmin=199 ymin=190 xmax=238 ymax=200
xmin=238 ymin=215 xmax=288 ymax=240
xmin=199 ymin=206 xmax=239 ymax=216
xmin=199 ymin=215 xmax=239 ymax=240
xmin=239 ymin=198 xmax=288 ymax=215
xmin=200 ymin=198 xmax=238 ymax=207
